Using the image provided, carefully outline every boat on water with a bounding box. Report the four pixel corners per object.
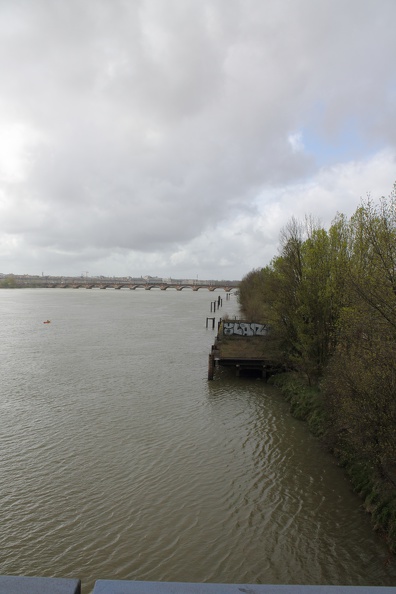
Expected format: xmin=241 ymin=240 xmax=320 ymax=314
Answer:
xmin=43 ymin=320 xmax=51 ymax=324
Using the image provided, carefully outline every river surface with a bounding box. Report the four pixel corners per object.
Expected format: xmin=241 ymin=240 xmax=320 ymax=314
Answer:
xmin=0 ymin=288 xmax=395 ymax=592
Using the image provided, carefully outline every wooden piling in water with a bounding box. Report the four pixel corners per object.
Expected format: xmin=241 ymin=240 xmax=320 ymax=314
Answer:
xmin=206 ymin=317 xmax=216 ymax=329
xmin=208 ymin=353 xmax=214 ymax=380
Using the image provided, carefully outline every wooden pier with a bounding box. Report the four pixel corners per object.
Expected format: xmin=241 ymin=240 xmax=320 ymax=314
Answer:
xmin=208 ymin=320 xmax=285 ymax=380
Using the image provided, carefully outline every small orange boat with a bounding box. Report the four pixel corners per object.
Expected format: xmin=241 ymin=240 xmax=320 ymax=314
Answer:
xmin=43 ymin=320 xmax=51 ymax=324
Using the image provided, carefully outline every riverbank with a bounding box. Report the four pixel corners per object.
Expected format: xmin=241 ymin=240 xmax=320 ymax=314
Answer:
xmin=271 ymin=372 xmax=396 ymax=555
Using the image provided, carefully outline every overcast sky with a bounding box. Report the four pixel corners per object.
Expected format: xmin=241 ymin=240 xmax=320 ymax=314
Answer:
xmin=0 ymin=0 xmax=395 ymax=280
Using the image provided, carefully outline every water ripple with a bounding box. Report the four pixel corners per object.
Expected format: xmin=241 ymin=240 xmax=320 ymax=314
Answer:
xmin=0 ymin=290 xmax=395 ymax=592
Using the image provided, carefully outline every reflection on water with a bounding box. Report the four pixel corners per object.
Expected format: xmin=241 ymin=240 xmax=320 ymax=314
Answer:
xmin=0 ymin=289 xmax=394 ymax=592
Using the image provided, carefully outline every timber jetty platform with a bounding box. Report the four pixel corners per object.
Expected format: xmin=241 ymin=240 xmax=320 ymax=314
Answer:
xmin=208 ymin=319 xmax=285 ymax=380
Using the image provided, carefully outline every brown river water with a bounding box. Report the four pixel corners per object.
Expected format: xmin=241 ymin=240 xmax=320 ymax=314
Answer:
xmin=0 ymin=288 xmax=395 ymax=592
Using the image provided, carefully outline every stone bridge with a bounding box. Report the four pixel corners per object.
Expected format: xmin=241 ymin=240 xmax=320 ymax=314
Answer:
xmin=46 ymin=280 xmax=237 ymax=292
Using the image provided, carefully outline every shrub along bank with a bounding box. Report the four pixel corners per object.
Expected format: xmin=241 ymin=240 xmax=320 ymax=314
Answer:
xmin=270 ymin=373 xmax=396 ymax=552
xmin=239 ymin=186 xmax=396 ymax=552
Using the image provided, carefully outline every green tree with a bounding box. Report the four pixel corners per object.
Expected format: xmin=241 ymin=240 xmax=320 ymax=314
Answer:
xmin=0 ymin=275 xmax=17 ymax=288
xmin=238 ymin=268 xmax=270 ymax=321
xmin=324 ymin=187 xmax=396 ymax=483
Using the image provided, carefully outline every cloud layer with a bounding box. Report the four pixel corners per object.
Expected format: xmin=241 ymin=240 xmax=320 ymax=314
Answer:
xmin=0 ymin=0 xmax=395 ymax=279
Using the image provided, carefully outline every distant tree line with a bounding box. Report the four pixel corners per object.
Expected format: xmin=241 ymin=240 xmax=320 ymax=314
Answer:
xmin=238 ymin=185 xmax=396 ymax=547
xmin=0 ymin=275 xmax=17 ymax=288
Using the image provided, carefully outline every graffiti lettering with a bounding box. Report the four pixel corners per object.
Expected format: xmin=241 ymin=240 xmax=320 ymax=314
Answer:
xmin=223 ymin=322 xmax=269 ymax=336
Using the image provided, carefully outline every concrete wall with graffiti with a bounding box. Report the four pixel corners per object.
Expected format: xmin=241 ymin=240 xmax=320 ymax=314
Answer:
xmin=223 ymin=322 xmax=269 ymax=336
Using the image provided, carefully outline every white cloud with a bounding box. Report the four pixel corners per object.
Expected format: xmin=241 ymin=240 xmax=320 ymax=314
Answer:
xmin=0 ymin=0 xmax=395 ymax=278
xmin=288 ymin=132 xmax=304 ymax=154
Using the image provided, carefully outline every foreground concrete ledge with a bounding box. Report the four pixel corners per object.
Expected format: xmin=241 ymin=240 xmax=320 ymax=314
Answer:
xmin=0 ymin=578 xmax=394 ymax=594
xmin=92 ymin=582 xmax=396 ymax=594
xmin=0 ymin=576 xmax=81 ymax=594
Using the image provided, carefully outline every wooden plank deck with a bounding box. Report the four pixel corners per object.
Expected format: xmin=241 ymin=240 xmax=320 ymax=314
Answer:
xmin=208 ymin=320 xmax=285 ymax=379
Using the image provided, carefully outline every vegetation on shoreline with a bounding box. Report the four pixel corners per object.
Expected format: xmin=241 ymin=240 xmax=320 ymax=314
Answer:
xmin=0 ymin=276 xmax=18 ymax=288
xmin=238 ymin=184 xmax=396 ymax=551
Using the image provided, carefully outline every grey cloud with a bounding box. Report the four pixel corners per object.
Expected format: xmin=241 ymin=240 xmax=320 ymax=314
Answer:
xmin=0 ymin=0 xmax=395 ymax=277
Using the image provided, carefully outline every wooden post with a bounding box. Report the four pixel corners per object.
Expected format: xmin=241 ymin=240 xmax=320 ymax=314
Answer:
xmin=206 ymin=317 xmax=215 ymax=329
xmin=208 ymin=353 xmax=214 ymax=380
